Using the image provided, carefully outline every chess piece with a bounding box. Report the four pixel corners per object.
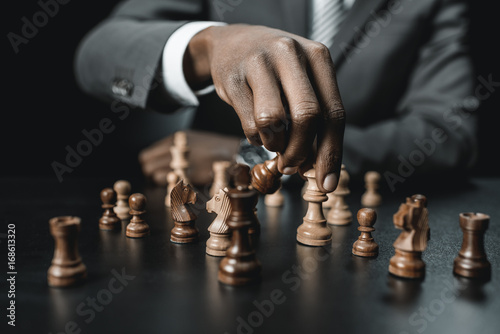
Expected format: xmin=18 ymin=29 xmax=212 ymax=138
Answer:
xmin=113 ymin=180 xmax=131 ymax=220
xmin=361 ymin=171 xmax=382 ymax=208
xmin=170 ymin=180 xmax=199 ymax=243
xmin=47 ymin=216 xmax=87 ymax=287
xmin=210 ymin=161 xmax=231 ymax=197
xmin=389 ymin=194 xmax=430 ymax=279
xmin=323 ymin=192 xmax=336 ymax=209
xmin=250 ymin=155 xmax=282 ymax=194
xmin=327 ymin=165 xmax=353 ymax=225
xmin=99 ymin=188 xmax=121 ymax=230
xmin=165 ymin=171 xmax=179 ymax=207
xmin=264 ymin=186 xmax=284 ymax=207
xmin=453 ymin=212 xmax=491 ymax=279
xmin=352 ymin=208 xmax=379 ymax=257
xmin=126 ymin=193 xmax=150 ymax=238
xmin=296 ymin=168 xmax=332 ymax=246
xmin=206 ymin=188 xmax=232 ymax=256
xmin=219 ymin=164 xmax=261 ymax=285
xmin=170 ymin=131 xmax=190 ymax=184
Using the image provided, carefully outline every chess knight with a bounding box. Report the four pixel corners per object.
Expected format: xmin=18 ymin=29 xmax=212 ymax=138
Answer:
xmin=170 ymin=180 xmax=199 ymax=243
xmin=389 ymin=194 xmax=430 ymax=279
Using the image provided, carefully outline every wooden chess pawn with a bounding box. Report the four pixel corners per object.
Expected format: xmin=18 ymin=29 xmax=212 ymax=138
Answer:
xmin=170 ymin=131 xmax=190 ymax=184
xmin=250 ymin=155 xmax=282 ymax=194
xmin=47 ymin=216 xmax=87 ymax=287
xmin=296 ymin=168 xmax=332 ymax=246
xmin=323 ymin=192 xmax=336 ymax=209
xmin=327 ymin=165 xmax=353 ymax=225
xmin=389 ymin=194 xmax=429 ymax=279
xmin=126 ymin=193 xmax=150 ymax=238
xmin=170 ymin=180 xmax=199 ymax=243
xmin=206 ymin=188 xmax=232 ymax=256
xmin=99 ymin=188 xmax=121 ymax=230
xmin=113 ymin=180 xmax=131 ymax=220
xmin=453 ymin=212 xmax=491 ymax=279
xmin=361 ymin=171 xmax=382 ymax=208
xmin=165 ymin=171 xmax=179 ymax=207
xmin=210 ymin=161 xmax=231 ymax=197
xmin=219 ymin=164 xmax=261 ymax=285
xmin=264 ymin=186 xmax=284 ymax=207
xmin=352 ymin=208 xmax=379 ymax=257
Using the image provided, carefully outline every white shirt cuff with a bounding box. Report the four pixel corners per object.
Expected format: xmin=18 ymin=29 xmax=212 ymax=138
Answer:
xmin=162 ymin=21 xmax=227 ymax=107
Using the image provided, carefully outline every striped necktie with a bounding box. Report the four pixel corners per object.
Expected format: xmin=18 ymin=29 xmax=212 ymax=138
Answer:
xmin=309 ymin=0 xmax=347 ymax=48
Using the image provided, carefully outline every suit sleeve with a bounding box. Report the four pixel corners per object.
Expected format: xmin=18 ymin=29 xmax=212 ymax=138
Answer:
xmin=343 ymin=0 xmax=478 ymax=181
xmin=74 ymin=0 xmax=206 ymax=110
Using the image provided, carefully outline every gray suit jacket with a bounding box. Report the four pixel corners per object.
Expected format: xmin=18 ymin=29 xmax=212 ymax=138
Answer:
xmin=75 ymin=0 xmax=477 ymax=180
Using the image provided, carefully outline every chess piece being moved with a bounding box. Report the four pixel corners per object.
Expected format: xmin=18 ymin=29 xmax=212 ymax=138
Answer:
xmin=454 ymin=212 xmax=491 ymax=279
xmin=113 ymin=180 xmax=131 ymax=220
xmin=126 ymin=193 xmax=150 ymax=238
xmin=170 ymin=180 xmax=199 ymax=243
xmin=170 ymin=131 xmax=190 ymax=184
xmin=219 ymin=164 xmax=261 ymax=285
xmin=264 ymin=186 xmax=284 ymax=207
xmin=389 ymin=194 xmax=430 ymax=279
xmin=327 ymin=165 xmax=353 ymax=225
xmin=206 ymin=188 xmax=231 ymax=256
xmin=210 ymin=161 xmax=231 ymax=197
xmin=352 ymin=208 xmax=379 ymax=257
xmin=99 ymin=188 xmax=121 ymax=230
xmin=47 ymin=216 xmax=87 ymax=287
xmin=165 ymin=171 xmax=179 ymax=207
xmin=250 ymin=155 xmax=282 ymax=194
xmin=296 ymin=168 xmax=332 ymax=246
xmin=361 ymin=171 xmax=382 ymax=208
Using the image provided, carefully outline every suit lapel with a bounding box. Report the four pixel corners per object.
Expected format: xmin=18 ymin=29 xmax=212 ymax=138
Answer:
xmin=280 ymin=0 xmax=309 ymax=37
xmin=331 ymin=0 xmax=389 ymax=65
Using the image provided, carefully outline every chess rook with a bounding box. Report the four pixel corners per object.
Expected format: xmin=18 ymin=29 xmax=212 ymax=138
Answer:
xmin=250 ymin=155 xmax=282 ymax=194
xmin=170 ymin=180 xmax=199 ymax=243
xmin=126 ymin=193 xmax=150 ymax=238
xmin=165 ymin=171 xmax=179 ymax=207
xmin=296 ymin=168 xmax=332 ymax=246
xmin=361 ymin=171 xmax=382 ymax=208
xmin=113 ymin=180 xmax=131 ymax=220
xmin=352 ymin=208 xmax=379 ymax=257
xmin=99 ymin=188 xmax=121 ymax=230
xmin=210 ymin=161 xmax=232 ymax=197
xmin=206 ymin=188 xmax=231 ymax=256
xmin=327 ymin=165 xmax=352 ymax=225
xmin=219 ymin=164 xmax=261 ymax=285
xmin=453 ymin=212 xmax=491 ymax=279
xmin=47 ymin=216 xmax=87 ymax=287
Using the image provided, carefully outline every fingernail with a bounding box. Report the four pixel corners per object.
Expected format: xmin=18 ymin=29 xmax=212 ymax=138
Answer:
xmin=323 ymin=173 xmax=338 ymax=192
xmin=282 ymin=167 xmax=298 ymax=175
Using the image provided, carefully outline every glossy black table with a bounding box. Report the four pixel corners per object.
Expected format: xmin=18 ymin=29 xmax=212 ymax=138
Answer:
xmin=2 ymin=176 xmax=499 ymax=334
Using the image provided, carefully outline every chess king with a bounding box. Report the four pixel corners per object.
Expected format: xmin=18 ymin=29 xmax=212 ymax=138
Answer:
xmin=389 ymin=194 xmax=430 ymax=279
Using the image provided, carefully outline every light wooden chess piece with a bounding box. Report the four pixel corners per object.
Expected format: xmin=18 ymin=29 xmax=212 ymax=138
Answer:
xmin=113 ymin=180 xmax=131 ymax=220
xmin=210 ymin=160 xmax=231 ymax=197
xmin=361 ymin=171 xmax=382 ymax=208
xmin=126 ymin=193 xmax=150 ymax=238
xmin=389 ymin=194 xmax=430 ymax=279
xmin=296 ymin=168 xmax=332 ymax=246
xmin=170 ymin=131 xmax=190 ymax=184
xmin=327 ymin=165 xmax=353 ymax=225
xmin=323 ymin=192 xmax=336 ymax=209
xmin=352 ymin=208 xmax=379 ymax=257
xmin=99 ymin=188 xmax=121 ymax=230
xmin=206 ymin=188 xmax=232 ymax=256
xmin=170 ymin=180 xmax=199 ymax=243
xmin=165 ymin=171 xmax=179 ymax=207
xmin=264 ymin=186 xmax=284 ymax=207
xmin=47 ymin=216 xmax=87 ymax=287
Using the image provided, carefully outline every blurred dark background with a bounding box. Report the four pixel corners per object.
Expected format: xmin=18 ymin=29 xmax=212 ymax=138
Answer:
xmin=3 ymin=0 xmax=499 ymax=182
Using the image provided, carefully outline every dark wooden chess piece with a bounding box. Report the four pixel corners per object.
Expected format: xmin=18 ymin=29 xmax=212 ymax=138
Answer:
xmin=250 ymin=155 xmax=282 ymax=194
xmin=453 ymin=212 xmax=491 ymax=279
xmin=47 ymin=216 xmax=87 ymax=287
xmin=389 ymin=194 xmax=430 ymax=279
xmin=206 ymin=188 xmax=231 ymax=256
xmin=219 ymin=164 xmax=261 ymax=285
xmin=352 ymin=208 xmax=379 ymax=257
xmin=170 ymin=180 xmax=199 ymax=243
xmin=126 ymin=193 xmax=150 ymax=238
xmin=99 ymin=188 xmax=121 ymax=230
